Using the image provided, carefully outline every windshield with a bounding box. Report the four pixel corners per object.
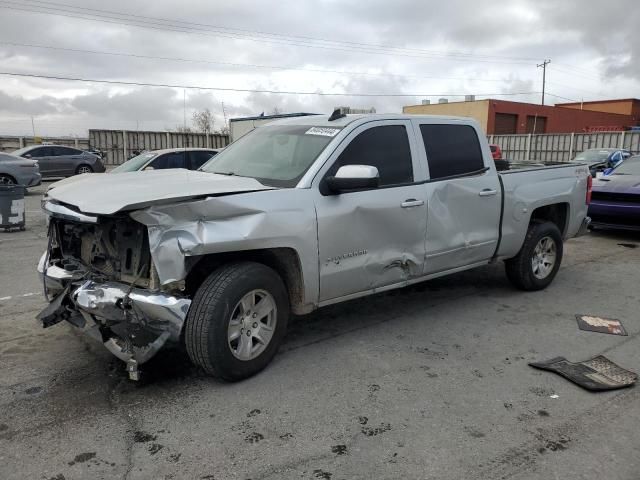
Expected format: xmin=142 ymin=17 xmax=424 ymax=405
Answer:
xmin=202 ymin=125 xmax=341 ymax=187
xmin=611 ymin=157 xmax=640 ymax=175
xmin=573 ymin=150 xmax=611 ymax=162
xmin=111 ymin=152 xmax=156 ymax=173
xmin=12 ymin=146 xmax=35 ymax=156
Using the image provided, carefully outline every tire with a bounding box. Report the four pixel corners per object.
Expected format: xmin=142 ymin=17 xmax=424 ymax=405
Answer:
xmin=184 ymin=261 xmax=289 ymax=381
xmin=75 ymin=164 xmax=93 ymax=175
xmin=0 ymin=174 xmax=16 ymax=185
xmin=505 ymin=221 xmax=563 ymax=291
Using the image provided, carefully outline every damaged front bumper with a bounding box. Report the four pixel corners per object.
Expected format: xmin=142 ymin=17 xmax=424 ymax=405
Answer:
xmin=37 ymin=253 xmax=191 ymax=380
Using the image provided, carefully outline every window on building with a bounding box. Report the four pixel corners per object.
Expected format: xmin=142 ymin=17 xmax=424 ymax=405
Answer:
xmin=526 ymin=116 xmax=547 ymax=134
xmin=419 ymin=124 xmax=485 ymax=180
xmin=494 ymin=113 xmax=518 ymax=135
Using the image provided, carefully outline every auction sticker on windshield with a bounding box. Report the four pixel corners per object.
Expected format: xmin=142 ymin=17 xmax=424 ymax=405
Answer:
xmin=305 ymin=127 xmax=340 ymax=137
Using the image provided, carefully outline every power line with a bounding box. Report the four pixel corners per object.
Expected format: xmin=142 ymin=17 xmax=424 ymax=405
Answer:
xmin=0 ymin=2 xmax=536 ymax=65
xmin=13 ymin=0 xmax=541 ymax=63
xmin=0 ymin=70 xmax=541 ymax=98
xmin=0 ymin=40 xmax=520 ymax=84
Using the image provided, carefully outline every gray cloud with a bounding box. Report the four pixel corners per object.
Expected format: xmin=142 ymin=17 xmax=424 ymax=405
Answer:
xmin=0 ymin=0 xmax=636 ymax=135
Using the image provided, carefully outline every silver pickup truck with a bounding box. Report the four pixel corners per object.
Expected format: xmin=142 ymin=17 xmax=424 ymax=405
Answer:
xmin=37 ymin=114 xmax=592 ymax=380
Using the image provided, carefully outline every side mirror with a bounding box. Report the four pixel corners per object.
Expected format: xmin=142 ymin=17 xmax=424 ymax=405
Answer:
xmin=24 ymin=154 xmax=32 ymax=159
xmin=143 ymin=166 xmax=155 ymax=171
xmin=325 ymin=165 xmax=380 ymax=193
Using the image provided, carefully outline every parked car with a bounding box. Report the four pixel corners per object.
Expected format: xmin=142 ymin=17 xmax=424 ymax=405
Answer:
xmin=38 ymin=114 xmax=590 ymax=381
xmin=111 ymin=148 xmax=221 ymax=173
xmin=571 ymin=148 xmax=632 ymax=177
xmin=12 ymin=145 xmax=105 ymax=177
xmin=489 ymin=144 xmax=502 ymax=160
xmin=0 ymin=152 xmax=41 ymax=187
xmin=588 ymin=155 xmax=640 ymax=230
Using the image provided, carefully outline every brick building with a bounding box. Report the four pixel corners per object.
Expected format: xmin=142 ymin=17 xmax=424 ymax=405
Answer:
xmin=403 ymin=99 xmax=638 ymax=135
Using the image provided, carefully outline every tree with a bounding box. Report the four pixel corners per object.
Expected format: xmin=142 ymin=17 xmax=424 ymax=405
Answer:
xmin=192 ymin=108 xmax=215 ymax=134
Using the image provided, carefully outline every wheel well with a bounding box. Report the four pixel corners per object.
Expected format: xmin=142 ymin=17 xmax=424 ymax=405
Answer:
xmin=185 ymin=248 xmax=306 ymax=314
xmin=530 ymin=203 xmax=569 ymax=236
xmin=0 ymin=173 xmax=17 ymax=183
xmin=76 ymin=164 xmax=92 ymax=173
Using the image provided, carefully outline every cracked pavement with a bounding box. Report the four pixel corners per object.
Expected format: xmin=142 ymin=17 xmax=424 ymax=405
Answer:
xmin=1 ymin=183 xmax=639 ymax=480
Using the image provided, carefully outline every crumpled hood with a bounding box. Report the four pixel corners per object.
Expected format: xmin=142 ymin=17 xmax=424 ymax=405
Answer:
xmin=45 ymin=169 xmax=273 ymax=215
xmin=593 ymin=175 xmax=640 ymax=194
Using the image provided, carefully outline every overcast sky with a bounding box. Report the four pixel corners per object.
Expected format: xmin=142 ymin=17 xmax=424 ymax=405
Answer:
xmin=0 ymin=0 xmax=638 ymax=137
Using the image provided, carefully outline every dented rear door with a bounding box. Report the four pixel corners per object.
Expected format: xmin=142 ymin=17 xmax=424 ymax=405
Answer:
xmin=313 ymin=120 xmax=427 ymax=302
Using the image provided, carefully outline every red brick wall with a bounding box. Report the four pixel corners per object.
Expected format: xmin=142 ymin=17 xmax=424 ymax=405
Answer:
xmin=486 ymin=100 xmax=636 ymax=134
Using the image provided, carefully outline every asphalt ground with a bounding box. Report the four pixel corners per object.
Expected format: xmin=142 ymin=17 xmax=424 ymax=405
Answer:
xmin=1 ymin=181 xmax=639 ymax=480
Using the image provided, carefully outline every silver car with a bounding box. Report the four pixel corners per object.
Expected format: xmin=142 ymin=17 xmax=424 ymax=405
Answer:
xmin=12 ymin=145 xmax=105 ymax=177
xmin=0 ymin=152 xmax=41 ymax=187
xmin=111 ymin=148 xmax=221 ymax=173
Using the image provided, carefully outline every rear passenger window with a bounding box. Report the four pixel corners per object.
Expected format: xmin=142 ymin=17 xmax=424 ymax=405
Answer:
xmin=420 ymin=125 xmax=485 ymax=180
xmin=330 ymin=125 xmax=413 ymax=186
xmin=149 ymin=152 xmax=186 ymax=169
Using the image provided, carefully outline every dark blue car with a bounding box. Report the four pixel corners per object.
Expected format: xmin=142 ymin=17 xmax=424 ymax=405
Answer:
xmin=589 ymin=156 xmax=640 ymax=230
xmin=572 ymin=148 xmax=632 ymax=177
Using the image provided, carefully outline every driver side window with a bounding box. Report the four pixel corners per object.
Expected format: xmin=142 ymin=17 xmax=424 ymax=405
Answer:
xmin=327 ymin=125 xmax=413 ymax=186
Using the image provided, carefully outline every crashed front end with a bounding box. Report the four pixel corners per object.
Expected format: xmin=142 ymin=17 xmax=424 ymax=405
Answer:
xmin=37 ymin=201 xmax=191 ymax=380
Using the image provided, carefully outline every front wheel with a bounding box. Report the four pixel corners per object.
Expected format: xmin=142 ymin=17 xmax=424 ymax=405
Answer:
xmin=184 ymin=262 xmax=289 ymax=381
xmin=505 ymin=221 xmax=563 ymax=291
xmin=76 ymin=164 xmax=93 ymax=175
xmin=0 ymin=174 xmax=16 ymax=185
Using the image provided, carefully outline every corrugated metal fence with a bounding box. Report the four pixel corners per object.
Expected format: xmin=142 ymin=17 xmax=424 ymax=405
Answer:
xmin=489 ymin=131 xmax=640 ymax=162
xmin=89 ymin=130 xmax=230 ymax=165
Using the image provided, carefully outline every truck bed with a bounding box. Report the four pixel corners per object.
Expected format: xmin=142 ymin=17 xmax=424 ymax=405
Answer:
xmin=496 ymin=161 xmax=590 ymax=260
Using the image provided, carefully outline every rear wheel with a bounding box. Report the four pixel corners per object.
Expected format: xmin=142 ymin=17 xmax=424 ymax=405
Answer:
xmin=0 ymin=174 xmax=16 ymax=185
xmin=184 ymin=262 xmax=289 ymax=381
xmin=76 ymin=164 xmax=93 ymax=175
xmin=505 ymin=221 xmax=563 ymax=291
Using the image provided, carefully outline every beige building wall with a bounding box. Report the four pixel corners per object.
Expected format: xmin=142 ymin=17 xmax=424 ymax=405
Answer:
xmin=403 ymin=100 xmax=490 ymax=132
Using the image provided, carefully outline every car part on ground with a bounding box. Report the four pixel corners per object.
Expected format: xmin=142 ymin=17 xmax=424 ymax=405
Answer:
xmin=529 ymin=356 xmax=637 ymax=391
xmin=575 ymin=315 xmax=627 ymax=336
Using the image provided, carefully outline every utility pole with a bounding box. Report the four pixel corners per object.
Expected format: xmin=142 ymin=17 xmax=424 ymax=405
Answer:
xmin=537 ymin=59 xmax=551 ymax=106
xmin=30 ymin=116 xmax=36 ymax=137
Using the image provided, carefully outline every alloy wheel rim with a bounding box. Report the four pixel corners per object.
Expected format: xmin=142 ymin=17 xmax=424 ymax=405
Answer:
xmin=227 ymin=289 xmax=277 ymax=361
xmin=0 ymin=176 xmax=15 ymax=185
xmin=78 ymin=166 xmax=91 ymax=174
xmin=531 ymin=236 xmax=557 ymax=279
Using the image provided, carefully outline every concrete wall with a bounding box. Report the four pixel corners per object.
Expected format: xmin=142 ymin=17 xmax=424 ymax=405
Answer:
xmin=489 ymin=130 xmax=640 ymax=162
xmin=0 ymin=136 xmax=88 ymax=154
xmin=89 ymin=129 xmax=229 ymax=165
xmin=403 ymin=100 xmax=490 ymax=132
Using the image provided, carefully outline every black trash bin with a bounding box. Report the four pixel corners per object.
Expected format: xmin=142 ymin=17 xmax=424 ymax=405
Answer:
xmin=0 ymin=184 xmax=26 ymax=232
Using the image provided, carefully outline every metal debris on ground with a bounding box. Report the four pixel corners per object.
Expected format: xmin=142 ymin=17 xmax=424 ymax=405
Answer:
xmin=575 ymin=315 xmax=627 ymax=336
xmin=529 ymin=356 xmax=637 ymax=391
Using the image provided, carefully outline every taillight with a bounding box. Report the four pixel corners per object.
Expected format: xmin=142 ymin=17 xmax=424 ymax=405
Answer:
xmin=586 ymin=175 xmax=592 ymax=205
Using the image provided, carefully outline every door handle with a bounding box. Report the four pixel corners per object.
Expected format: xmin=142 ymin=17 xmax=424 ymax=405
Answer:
xmin=478 ymin=189 xmax=498 ymax=197
xmin=401 ymin=199 xmax=424 ymax=208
